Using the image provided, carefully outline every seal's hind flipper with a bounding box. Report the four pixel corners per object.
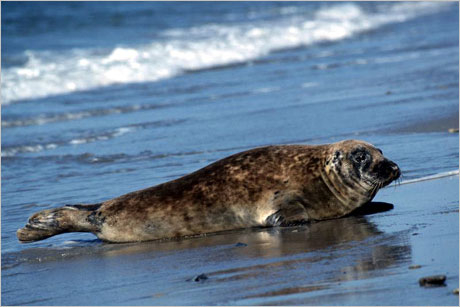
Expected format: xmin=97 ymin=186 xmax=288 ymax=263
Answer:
xmin=17 ymin=204 xmax=101 ymax=242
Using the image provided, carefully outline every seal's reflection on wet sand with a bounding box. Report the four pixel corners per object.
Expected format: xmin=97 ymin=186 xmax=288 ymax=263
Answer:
xmin=46 ymin=201 xmax=390 ymax=256
xmin=17 ymin=201 xmax=406 ymax=274
xmin=11 ymin=201 xmax=401 ymax=259
xmin=93 ymin=201 xmax=397 ymax=256
xmin=0 ymin=198 xmax=419 ymax=305
xmin=87 ymin=201 xmax=409 ymax=303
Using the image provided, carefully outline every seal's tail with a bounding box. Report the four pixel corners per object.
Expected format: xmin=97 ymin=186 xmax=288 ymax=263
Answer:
xmin=17 ymin=204 xmax=101 ymax=243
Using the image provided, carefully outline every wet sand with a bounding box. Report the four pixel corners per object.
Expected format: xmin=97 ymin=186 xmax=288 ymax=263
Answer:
xmin=2 ymin=2 xmax=458 ymax=305
xmin=2 ymin=173 xmax=458 ymax=306
xmin=395 ymin=112 xmax=459 ymax=134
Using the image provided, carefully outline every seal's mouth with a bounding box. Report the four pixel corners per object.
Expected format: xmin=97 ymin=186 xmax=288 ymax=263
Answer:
xmin=380 ymin=160 xmax=401 ymax=187
xmin=367 ymin=158 xmax=401 ymax=188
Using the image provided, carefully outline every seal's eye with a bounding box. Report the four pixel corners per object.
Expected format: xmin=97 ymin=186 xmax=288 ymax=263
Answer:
xmin=351 ymin=149 xmax=369 ymax=164
xmin=355 ymin=152 xmax=366 ymax=163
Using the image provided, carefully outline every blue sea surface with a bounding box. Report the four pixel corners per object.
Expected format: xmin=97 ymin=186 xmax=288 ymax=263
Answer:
xmin=1 ymin=2 xmax=459 ymax=305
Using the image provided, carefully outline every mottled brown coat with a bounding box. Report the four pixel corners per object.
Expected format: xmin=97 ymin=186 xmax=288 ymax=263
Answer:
xmin=17 ymin=140 xmax=400 ymax=243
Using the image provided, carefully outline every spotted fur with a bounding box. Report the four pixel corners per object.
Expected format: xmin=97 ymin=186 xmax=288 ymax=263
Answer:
xmin=17 ymin=140 xmax=400 ymax=243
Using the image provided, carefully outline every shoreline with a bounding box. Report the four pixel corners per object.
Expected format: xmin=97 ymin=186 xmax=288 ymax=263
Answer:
xmin=2 ymin=173 xmax=458 ymax=306
xmin=394 ymin=111 xmax=459 ymax=134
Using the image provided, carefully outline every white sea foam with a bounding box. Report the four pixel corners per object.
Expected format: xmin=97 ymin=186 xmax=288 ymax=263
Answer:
xmin=391 ymin=170 xmax=459 ymax=186
xmin=68 ymin=127 xmax=134 ymax=146
xmin=2 ymin=127 xmax=135 ymax=157
xmin=2 ymin=105 xmax=145 ymax=128
xmin=1 ymin=144 xmax=45 ymax=157
xmin=1 ymin=2 xmax=452 ymax=104
xmin=252 ymin=87 xmax=280 ymax=94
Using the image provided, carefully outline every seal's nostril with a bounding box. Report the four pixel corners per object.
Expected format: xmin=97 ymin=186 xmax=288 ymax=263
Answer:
xmin=389 ymin=162 xmax=400 ymax=173
xmin=386 ymin=161 xmax=401 ymax=179
xmin=393 ymin=167 xmax=401 ymax=178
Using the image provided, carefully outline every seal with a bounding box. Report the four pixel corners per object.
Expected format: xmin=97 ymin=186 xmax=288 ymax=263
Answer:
xmin=17 ymin=139 xmax=400 ymax=243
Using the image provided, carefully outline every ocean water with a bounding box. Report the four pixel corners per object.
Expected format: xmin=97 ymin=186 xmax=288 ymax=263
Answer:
xmin=1 ymin=2 xmax=459 ymax=305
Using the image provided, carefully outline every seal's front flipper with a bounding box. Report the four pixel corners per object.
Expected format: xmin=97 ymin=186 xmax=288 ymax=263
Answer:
xmin=17 ymin=204 xmax=101 ymax=243
xmin=266 ymin=194 xmax=310 ymax=227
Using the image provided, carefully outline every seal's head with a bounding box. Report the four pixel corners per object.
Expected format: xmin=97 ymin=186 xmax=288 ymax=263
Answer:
xmin=321 ymin=140 xmax=400 ymax=209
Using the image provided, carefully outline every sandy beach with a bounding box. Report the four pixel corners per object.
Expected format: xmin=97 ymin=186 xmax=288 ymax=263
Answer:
xmin=2 ymin=2 xmax=458 ymax=305
xmin=3 ymin=171 xmax=458 ymax=305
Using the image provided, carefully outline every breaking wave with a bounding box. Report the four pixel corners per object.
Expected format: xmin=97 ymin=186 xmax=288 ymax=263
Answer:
xmin=1 ymin=2 xmax=451 ymax=104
